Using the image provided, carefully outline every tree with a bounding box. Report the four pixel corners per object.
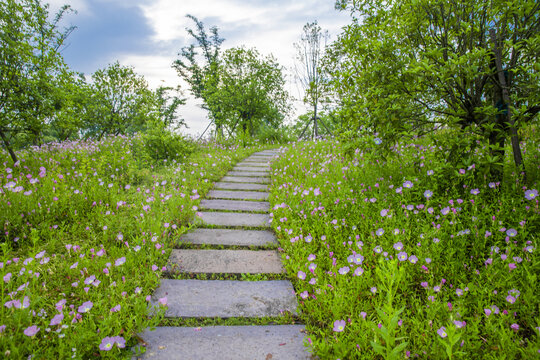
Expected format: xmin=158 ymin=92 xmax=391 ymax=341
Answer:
xmin=173 ymin=15 xmax=225 ymax=135
xmin=203 ymin=47 xmax=291 ymax=138
xmin=332 ymin=0 xmax=539 ymax=181
xmin=293 ymin=21 xmax=331 ymax=138
xmin=83 ymin=62 xmax=156 ymax=139
xmin=0 ymin=0 xmax=74 ymax=162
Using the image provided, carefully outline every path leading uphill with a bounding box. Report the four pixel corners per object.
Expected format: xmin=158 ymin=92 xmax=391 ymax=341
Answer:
xmin=136 ymin=150 xmax=311 ymax=359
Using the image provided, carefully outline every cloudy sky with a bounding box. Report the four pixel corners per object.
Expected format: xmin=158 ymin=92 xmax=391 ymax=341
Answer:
xmin=48 ymin=0 xmax=351 ymax=136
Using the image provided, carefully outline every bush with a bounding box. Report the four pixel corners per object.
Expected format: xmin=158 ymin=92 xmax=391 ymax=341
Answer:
xmin=140 ymin=121 xmax=196 ymax=163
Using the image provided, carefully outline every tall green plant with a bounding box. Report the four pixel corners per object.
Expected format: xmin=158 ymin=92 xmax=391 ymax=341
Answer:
xmin=0 ymin=0 xmax=74 ymax=162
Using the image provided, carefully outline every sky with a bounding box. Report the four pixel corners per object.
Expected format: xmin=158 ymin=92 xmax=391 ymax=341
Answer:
xmin=47 ymin=0 xmax=351 ymax=136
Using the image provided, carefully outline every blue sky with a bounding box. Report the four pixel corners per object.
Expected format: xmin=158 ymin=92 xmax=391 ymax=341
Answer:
xmin=49 ymin=0 xmax=351 ymax=135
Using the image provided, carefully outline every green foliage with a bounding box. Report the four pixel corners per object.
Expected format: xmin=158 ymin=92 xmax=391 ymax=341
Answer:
xmin=139 ymin=121 xmax=196 ymax=163
xmin=0 ymin=0 xmax=74 ymax=161
xmin=204 ymin=47 xmax=292 ymax=138
xmin=173 ymin=14 xmax=224 ymax=132
xmin=84 ymin=62 xmax=155 ymax=139
xmin=0 ymin=135 xmax=266 ymax=358
xmin=330 ymin=0 xmax=540 ymax=180
xmin=271 ymin=135 xmax=539 ymax=358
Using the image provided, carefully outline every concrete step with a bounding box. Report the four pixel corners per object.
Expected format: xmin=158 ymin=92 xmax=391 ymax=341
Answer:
xmin=222 ymin=176 xmax=270 ymax=184
xmin=228 ymin=171 xmax=270 ymax=177
xmin=177 ymin=228 xmax=277 ymax=247
xmin=167 ymin=249 xmax=284 ymax=274
xmin=236 ymin=161 xmax=270 ymax=167
xmin=214 ymin=182 xmax=269 ymax=191
xmin=200 ymin=199 xmax=270 ymax=212
xmin=208 ymin=190 xmax=269 ymax=200
xmin=198 ymin=212 xmax=270 ymax=227
xmin=152 ymin=279 xmax=298 ymax=318
xmin=135 ymin=325 xmax=310 ymax=360
xmin=232 ymin=166 xmax=270 ymax=172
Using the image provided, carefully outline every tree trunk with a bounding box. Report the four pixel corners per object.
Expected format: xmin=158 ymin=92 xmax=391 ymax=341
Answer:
xmin=0 ymin=129 xmax=18 ymax=164
xmin=490 ymin=29 xmax=526 ymax=182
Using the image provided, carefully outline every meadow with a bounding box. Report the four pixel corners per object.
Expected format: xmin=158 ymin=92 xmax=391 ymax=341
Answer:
xmin=0 ymin=135 xmax=267 ymax=358
xmin=269 ymin=129 xmax=539 ymax=359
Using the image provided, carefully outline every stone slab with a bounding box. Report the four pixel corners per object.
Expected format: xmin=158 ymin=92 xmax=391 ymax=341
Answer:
xmin=152 ymin=280 xmax=298 ymax=317
xmin=235 ymin=162 xmax=270 ymax=167
xmin=208 ymin=190 xmax=269 ymax=200
xmin=221 ymin=176 xmax=270 ymax=184
xmin=178 ymin=228 xmax=277 ymax=246
xmin=214 ymin=182 xmax=269 ymax=191
xmin=199 ymin=199 xmax=270 ymax=212
xmin=233 ymin=166 xmax=270 ymax=172
xmin=135 ymin=325 xmax=310 ymax=360
xmin=167 ymin=249 xmax=284 ymax=274
xmin=198 ymin=212 xmax=270 ymax=227
xmin=227 ymin=171 xmax=270 ymax=177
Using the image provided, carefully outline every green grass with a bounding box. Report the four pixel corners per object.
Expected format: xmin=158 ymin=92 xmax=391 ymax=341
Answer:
xmin=269 ymin=131 xmax=539 ymax=359
xmin=0 ymin=134 xmax=273 ymax=359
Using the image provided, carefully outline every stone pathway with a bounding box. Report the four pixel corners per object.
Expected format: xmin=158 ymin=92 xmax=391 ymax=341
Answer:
xmin=136 ymin=150 xmax=311 ymax=359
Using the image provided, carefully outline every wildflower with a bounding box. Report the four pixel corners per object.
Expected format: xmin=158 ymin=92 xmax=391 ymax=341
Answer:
xmin=338 ymin=266 xmax=350 ymax=275
xmin=437 ymin=326 xmax=447 ymax=338
xmin=99 ymin=337 xmax=115 ymax=351
xmin=454 ymin=320 xmax=466 ymax=328
xmin=78 ymin=301 xmax=93 ymax=313
xmin=370 ymin=287 xmax=377 ymax=294
xmin=353 ymin=267 xmax=364 ymax=276
xmin=24 ymin=325 xmax=40 ymax=337
xmin=158 ymin=297 xmax=167 ymax=306
xmin=441 ymin=207 xmax=450 ymax=215
xmin=393 ymin=242 xmax=403 ymax=251
xmin=510 ymin=323 xmax=519 ymax=332
xmin=380 ymin=209 xmax=388 ymax=217
xmin=376 ymin=228 xmax=385 ymax=236
xmin=524 ymin=189 xmax=538 ymax=200
xmin=308 ymin=263 xmax=317 ymax=272
xmin=421 ymin=282 xmax=428 ymax=288
xmin=409 ymin=255 xmax=418 ymax=264
xmin=299 ymin=291 xmax=309 ymax=299
xmin=397 ymin=252 xmax=408 ymax=261
xmin=333 ymin=320 xmax=346 ymax=332
xmin=374 ymin=245 xmax=383 ymax=254
xmin=470 ymin=188 xmax=480 ymax=195
xmin=424 ymin=190 xmax=433 ymax=199
xmin=506 ymin=229 xmax=517 ymax=237
xmin=307 ymin=254 xmax=316 ymax=261
xmin=110 ymin=305 xmax=121 ymax=313
xmin=114 ymin=257 xmax=126 ymax=266
xmin=427 ymin=170 xmax=434 ymax=175
xmin=403 ymin=181 xmax=413 ymax=188
xmin=393 ymin=228 xmax=400 ymax=235
xmin=456 ymin=289 xmax=463 ymax=297
xmin=50 ymin=313 xmax=64 ymax=326
xmin=297 ymin=271 xmax=306 ymax=280
xmin=506 ymin=295 xmax=516 ymax=304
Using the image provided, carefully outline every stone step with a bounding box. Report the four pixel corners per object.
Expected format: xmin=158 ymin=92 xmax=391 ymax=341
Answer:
xmin=152 ymin=279 xmax=298 ymax=318
xmin=233 ymin=166 xmax=270 ymax=172
xmin=167 ymin=250 xmax=284 ymax=274
xmin=227 ymin=171 xmax=270 ymax=177
xmin=214 ymin=182 xmax=268 ymax=191
xmin=199 ymin=199 xmax=270 ymax=212
xmin=136 ymin=325 xmax=309 ymax=360
xmin=221 ymin=176 xmax=270 ymax=184
xmin=235 ymin=162 xmax=270 ymax=167
xmin=177 ymin=228 xmax=277 ymax=247
xmin=208 ymin=190 xmax=269 ymax=200
xmin=198 ymin=212 xmax=270 ymax=227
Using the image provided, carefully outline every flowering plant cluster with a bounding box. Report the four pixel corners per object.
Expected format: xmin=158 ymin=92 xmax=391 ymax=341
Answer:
xmin=0 ymin=134 xmax=265 ymax=358
xmin=270 ymin=135 xmax=539 ymax=359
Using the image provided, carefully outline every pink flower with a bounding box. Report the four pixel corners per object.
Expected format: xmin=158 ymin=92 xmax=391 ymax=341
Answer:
xmin=49 ymin=313 xmax=64 ymax=326
xmin=333 ymin=320 xmax=346 ymax=332
xmin=158 ymin=297 xmax=168 ymax=306
xmin=24 ymin=325 xmax=39 ymax=337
